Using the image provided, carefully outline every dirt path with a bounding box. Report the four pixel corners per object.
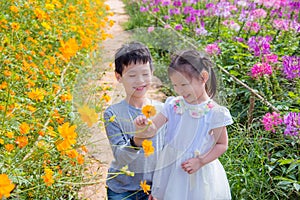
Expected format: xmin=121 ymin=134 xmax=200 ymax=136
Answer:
xmin=78 ymin=0 xmax=165 ymax=199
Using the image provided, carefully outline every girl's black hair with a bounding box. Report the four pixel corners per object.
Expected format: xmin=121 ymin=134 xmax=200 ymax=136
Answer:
xmin=168 ymin=49 xmax=217 ymax=98
xmin=114 ymin=41 xmax=153 ymax=76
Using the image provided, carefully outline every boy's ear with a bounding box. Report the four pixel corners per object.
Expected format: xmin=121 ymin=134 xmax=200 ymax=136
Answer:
xmin=115 ymin=72 xmax=122 ymax=82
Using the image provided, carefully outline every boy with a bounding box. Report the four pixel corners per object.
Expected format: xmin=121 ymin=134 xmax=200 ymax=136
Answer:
xmin=104 ymin=41 xmax=165 ymax=200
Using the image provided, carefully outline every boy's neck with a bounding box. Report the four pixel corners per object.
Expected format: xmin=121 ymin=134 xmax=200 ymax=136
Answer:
xmin=125 ymin=96 xmax=150 ymax=108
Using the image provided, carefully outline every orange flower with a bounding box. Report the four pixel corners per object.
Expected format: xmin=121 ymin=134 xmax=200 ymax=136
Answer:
xmin=15 ymin=136 xmax=28 ymax=148
xmin=60 ymin=93 xmax=72 ymax=102
xmin=0 ymin=82 xmax=8 ymax=90
xmin=141 ymin=105 xmax=156 ymax=118
xmin=140 ymin=180 xmax=150 ymax=195
xmin=56 ymin=123 xmax=77 ymax=151
xmin=42 ymin=168 xmax=54 ymax=186
xmin=4 ymin=144 xmax=14 ymax=152
xmin=19 ymin=122 xmax=30 ymax=134
xmin=81 ymin=145 xmax=88 ymax=153
xmin=66 ymin=149 xmax=78 ymax=159
xmin=0 ymin=174 xmax=15 ymax=198
xmin=77 ymin=104 xmax=98 ymax=127
xmin=11 ymin=22 xmax=20 ymax=31
xmin=77 ymin=154 xmax=84 ymax=165
xmin=142 ymin=140 xmax=155 ymax=157
xmin=59 ymin=38 xmax=79 ymax=61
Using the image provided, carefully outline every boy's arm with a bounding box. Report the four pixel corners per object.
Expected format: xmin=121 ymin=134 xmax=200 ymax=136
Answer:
xmin=104 ymin=110 xmax=141 ymax=165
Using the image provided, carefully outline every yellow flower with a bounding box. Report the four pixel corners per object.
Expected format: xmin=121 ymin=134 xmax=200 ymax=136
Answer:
xmin=41 ymin=22 xmax=51 ymax=30
xmin=101 ymin=93 xmax=111 ymax=103
xmin=140 ymin=180 xmax=150 ymax=195
xmin=66 ymin=149 xmax=78 ymax=159
xmin=108 ymin=115 xmax=116 ymax=123
xmin=9 ymin=5 xmax=19 ymax=13
xmin=0 ymin=139 xmax=4 ymax=144
xmin=6 ymin=132 xmax=14 ymax=139
xmin=45 ymin=3 xmax=55 ymax=10
xmin=77 ymin=105 xmax=98 ymax=127
xmin=0 ymin=174 xmax=15 ymax=198
xmin=11 ymin=22 xmax=20 ymax=31
xmin=141 ymin=105 xmax=156 ymax=118
xmin=142 ymin=139 xmax=155 ymax=157
xmin=27 ymin=88 xmax=45 ymax=102
xmin=58 ymin=123 xmax=77 ymax=141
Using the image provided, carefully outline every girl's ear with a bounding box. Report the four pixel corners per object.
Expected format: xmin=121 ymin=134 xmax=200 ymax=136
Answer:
xmin=200 ymin=71 xmax=209 ymax=83
xmin=115 ymin=72 xmax=122 ymax=82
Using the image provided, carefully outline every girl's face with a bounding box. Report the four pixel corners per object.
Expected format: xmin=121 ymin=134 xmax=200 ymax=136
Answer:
xmin=116 ymin=61 xmax=152 ymax=100
xmin=170 ymin=71 xmax=209 ymax=104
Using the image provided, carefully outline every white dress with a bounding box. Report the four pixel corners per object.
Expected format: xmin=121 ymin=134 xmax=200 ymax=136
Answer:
xmin=152 ymin=96 xmax=233 ymax=200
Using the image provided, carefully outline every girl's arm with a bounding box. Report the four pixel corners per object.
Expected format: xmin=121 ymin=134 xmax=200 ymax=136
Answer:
xmin=134 ymin=113 xmax=167 ymax=146
xmin=181 ymin=126 xmax=228 ymax=174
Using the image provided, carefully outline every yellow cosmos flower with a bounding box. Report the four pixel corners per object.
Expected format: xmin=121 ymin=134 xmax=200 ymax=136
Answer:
xmin=58 ymin=123 xmax=77 ymax=141
xmin=0 ymin=139 xmax=4 ymax=145
xmin=66 ymin=149 xmax=78 ymax=159
xmin=0 ymin=174 xmax=15 ymax=198
xmin=140 ymin=180 xmax=150 ymax=195
xmin=108 ymin=115 xmax=116 ymax=123
xmin=45 ymin=3 xmax=55 ymax=10
xmin=9 ymin=5 xmax=19 ymax=13
xmin=27 ymin=88 xmax=45 ymax=102
xmin=142 ymin=139 xmax=155 ymax=157
xmin=101 ymin=93 xmax=111 ymax=103
xmin=41 ymin=22 xmax=51 ymax=30
xmin=6 ymin=132 xmax=14 ymax=139
xmin=141 ymin=105 xmax=156 ymax=118
xmin=11 ymin=22 xmax=20 ymax=31
xmin=77 ymin=105 xmax=98 ymax=127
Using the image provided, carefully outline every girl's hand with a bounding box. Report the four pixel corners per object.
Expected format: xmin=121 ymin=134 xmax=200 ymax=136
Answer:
xmin=181 ymin=157 xmax=204 ymax=174
xmin=134 ymin=115 xmax=149 ymax=127
xmin=148 ymin=194 xmax=157 ymax=200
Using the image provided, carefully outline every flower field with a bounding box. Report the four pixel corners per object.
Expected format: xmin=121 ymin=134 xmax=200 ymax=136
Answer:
xmin=0 ymin=0 xmax=113 ymax=199
xmin=123 ymin=0 xmax=299 ymax=199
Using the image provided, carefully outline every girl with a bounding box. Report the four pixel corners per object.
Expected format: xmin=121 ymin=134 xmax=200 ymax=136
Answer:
xmin=135 ymin=50 xmax=233 ymax=200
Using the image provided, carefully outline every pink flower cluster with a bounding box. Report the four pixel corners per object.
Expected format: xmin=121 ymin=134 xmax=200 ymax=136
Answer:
xmin=205 ymin=43 xmax=221 ymax=56
xmin=250 ymin=62 xmax=272 ymax=78
xmin=262 ymin=112 xmax=283 ymax=133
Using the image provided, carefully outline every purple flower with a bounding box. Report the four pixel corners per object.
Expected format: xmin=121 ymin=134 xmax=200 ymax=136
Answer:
xmin=173 ymin=1 xmax=182 ymax=7
xmin=283 ymin=112 xmax=300 ymax=136
xmin=250 ymin=62 xmax=273 ymax=78
xmin=262 ymin=112 xmax=283 ymax=133
xmin=248 ymin=36 xmax=272 ymax=57
xmin=215 ymin=2 xmax=232 ymax=18
xmin=175 ymin=24 xmax=183 ymax=31
xmin=273 ymin=19 xmax=290 ymax=31
xmin=140 ymin=6 xmax=149 ymax=12
xmin=244 ymin=22 xmax=261 ymax=33
xmin=282 ymin=55 xmax=300 ymax=79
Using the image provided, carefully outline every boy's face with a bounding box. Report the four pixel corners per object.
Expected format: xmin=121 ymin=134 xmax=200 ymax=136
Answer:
xmin=116 ymin=61 xmax=152 ymax=99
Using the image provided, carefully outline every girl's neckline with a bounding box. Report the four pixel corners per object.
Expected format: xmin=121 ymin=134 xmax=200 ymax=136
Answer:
xmin=173 ymin=96 xmax=214 ymax=118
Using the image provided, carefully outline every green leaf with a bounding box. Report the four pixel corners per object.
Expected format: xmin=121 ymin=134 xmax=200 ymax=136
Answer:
xmin=229 ymin=70 xmax=241 ymax=76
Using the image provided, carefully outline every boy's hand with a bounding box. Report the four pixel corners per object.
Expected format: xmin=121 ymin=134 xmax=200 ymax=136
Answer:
xmin=148 ymin=194 xmax=157 ymax=200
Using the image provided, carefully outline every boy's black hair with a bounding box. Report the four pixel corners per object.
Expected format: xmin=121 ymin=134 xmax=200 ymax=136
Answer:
xmin=114 ymin=41 xmax=153 ymax=76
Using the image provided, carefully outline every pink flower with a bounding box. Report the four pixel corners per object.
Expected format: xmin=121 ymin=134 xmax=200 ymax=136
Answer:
xmin=250 ymin=62 xmax=272 ymax=78
xmin=264 ymin=54 xmax=278 ymax=63
xmin=262 ymin=112 xmax=283 ymax=133
xmin=148 ymin=26 xmax=154 ymax=33
xmin=205 ymin=43 xmax=221 ymax=56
